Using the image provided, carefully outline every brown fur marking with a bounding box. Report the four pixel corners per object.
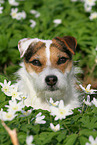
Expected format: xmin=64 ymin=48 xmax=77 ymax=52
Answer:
xmin=50 ymin=46 xmax=72 ymax=73
xmin=24 ymin=47 xmax=47 ymax=73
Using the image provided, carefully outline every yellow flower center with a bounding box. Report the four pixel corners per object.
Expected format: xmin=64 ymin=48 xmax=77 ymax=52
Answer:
xmin=6 ymin=113 xmax=12 ymax=118
xmin=93 ymin=15 xmax=97 ymax=19
xmin=51 ymin=103 xmax=57 ymax=106
xmin=85 ymin=88 xmax=91 ymax=93
xmin=3 ymin=86 xmax=9 ymax=92
xmin=89 ymin=0 xmax=93 ymax=2
xmin=53 ymin=126 xmax=58 ymax=131
xmin=12 ymin=12 xmax=17 ymax=17
xmin=12 ymin=106 xmax=18 ymax=110
xmin=59 ymin=109 xmax=66 ymax=115
xmin=12 ymin=91 xmax=18 ymax=98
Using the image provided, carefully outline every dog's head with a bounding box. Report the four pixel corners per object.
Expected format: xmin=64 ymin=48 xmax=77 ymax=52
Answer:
xmin=18 ymin=36 xmax=77 ymax=98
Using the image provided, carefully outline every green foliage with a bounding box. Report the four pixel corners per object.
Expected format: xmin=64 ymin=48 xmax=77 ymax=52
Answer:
xmin=0 ymin=0 xmax=97 ymax=78
xmin=0 ymin=89 xmax=97 ymax=145
xmin=0 ymin=75 xmax=97 ymax=145
xmin=0 ymin=0 xmax=97 ymax=145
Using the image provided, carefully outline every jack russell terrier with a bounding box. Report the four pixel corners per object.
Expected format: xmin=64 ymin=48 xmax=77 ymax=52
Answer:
xmin=17 ymin=36 xmax=80 ymax=111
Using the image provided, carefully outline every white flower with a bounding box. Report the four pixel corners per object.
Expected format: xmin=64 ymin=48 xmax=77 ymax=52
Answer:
xmin=16 ymin=11 xmax=26 ymax=20
xmin=24 ymin=94 xmax=37 ymax=107
xmin=35 ymin=112 xmax=46 ymax=124
xmin=92 ymin=98 xmax=97 ymax=107
xmin=20 ymin=109 xmax=32 ymax=117
xmin=84 ymin=3 xmax=92 ymax=12
xmin=79 ymin=84 xmax=97 ymax=94
xmin=49 ymin=98 xmax=59 ymax=106
xmin=29 ymin=19 xmax=36 ymax=28
xmin=71 ymin=0 xmax=78 ymax=2
xmin=0 ymin=110 xmax=17 ymax=121
xmin=8 ymin=0 xmax=19 ymax=6
xmin=5 ymin=100 xmax=24 ymax=113
xmin=53 ymin=19 xmax=62 ymax=27
xmin=0 ymin=0 xmax=4 ymax=4
xmin=83 ymin=95 xmax=91 ymax=106
xmin=50 ymin=100 xmax=73 ymax=120
xmin=20 ymin=94 xmax=27 ymax=100
xmin=50 ymin=123 xmax=60 ymax=132
xmin=78 ymin=109 xmax=82 ymax=113
xmin=10 ymin=86 xmax=22 ymax=100
xmin=26 ymin=135 xmax=34 ymax=145
xmin=0 ymin=79 xmax=12 ymax=96
xmin=86 ymin=135 xmax=97 ymax=145
xmin=30 ymin=10 xmax=40 ymax=18
xmin=0 ymin=80 xmax=24 ymax=100
xmin=89 ymin=12 xmax=97 ymax=20
xmin=10 ymin=8 xmax=18 ymax=19
xmin=10 ymin=8 xmax=26 ymax=20
xmin=84 ymin=0 xmax=96 ymax=7
xmin=0 ymin=6 xmax=3 ymax=14
xmin=0 ymin=108 xmax=4 ymax=120
xmin=95 ymin=46 xmax=97 ymax=51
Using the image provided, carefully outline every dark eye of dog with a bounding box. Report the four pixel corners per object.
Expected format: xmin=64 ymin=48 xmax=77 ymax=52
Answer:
xmin=57 ymin=57 xmax=68 ymax=65
xmin=30 ymin=59 xmax=42 ymax=66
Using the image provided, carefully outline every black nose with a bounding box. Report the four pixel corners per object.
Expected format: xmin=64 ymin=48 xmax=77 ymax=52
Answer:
xmin=45 ymin=75 xmax=58 ymax=87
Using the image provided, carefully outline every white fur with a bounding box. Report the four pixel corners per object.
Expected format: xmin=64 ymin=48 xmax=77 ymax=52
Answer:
xmin=16 ymin=63 xmax=80 ymax=111
xmin=18 ymin=38 xmax=39 ymax=57
xmin=42 ymin=40 xmax=52 ymax=66
xmin=17 ymin=38 xmax=80 ymax=111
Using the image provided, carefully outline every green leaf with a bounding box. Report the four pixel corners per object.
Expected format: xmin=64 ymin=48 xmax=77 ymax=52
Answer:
xmin=80 ymin=116 xmax=97 ymax=129
xmin=79 ymin=129 xmax=97 ymax=137
xmin=34 ymin=132 xmax=59 ymax=145
xmin=18 ymin=132 xmax=27 ymax=144
xmin=0 ymin=91 xmax=6 ymax=103
xmin=63 ymin=134 xmax=78 ymax=145
xmin=56 ymin=130 xmax=67 ymax=142
xmin=79 ymin=136 xmax=89 ymax=145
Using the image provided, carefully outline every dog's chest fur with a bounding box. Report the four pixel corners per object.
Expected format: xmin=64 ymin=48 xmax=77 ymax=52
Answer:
xmin=17 ymin=36 xmax=80 ymax=111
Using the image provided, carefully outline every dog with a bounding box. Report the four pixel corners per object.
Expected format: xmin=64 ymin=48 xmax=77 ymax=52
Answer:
xmin=16 ymin=36 xmax=80 ymax=111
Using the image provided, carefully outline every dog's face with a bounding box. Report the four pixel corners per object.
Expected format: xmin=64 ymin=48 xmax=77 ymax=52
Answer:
xmin=18 ymin=36 xmax=77 ymax=98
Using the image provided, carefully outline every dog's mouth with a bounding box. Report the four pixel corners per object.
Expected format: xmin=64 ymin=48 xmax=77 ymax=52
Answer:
xmin=47 ymin=86 xmax=59 ymax=92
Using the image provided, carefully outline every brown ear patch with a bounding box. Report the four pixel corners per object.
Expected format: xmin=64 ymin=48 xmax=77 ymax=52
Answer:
xmin=62 ymin=36 xmax=77 ymax=53
xmin=52 ymin=36 xmax=77 ymax=58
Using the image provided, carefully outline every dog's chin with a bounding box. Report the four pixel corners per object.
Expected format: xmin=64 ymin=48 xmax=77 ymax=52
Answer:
xmin=44 ymin=86 xmax=64 ymax=99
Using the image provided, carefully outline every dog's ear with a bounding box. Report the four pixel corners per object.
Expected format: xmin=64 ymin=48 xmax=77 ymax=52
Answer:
xmin=53 ymin=36 xmax=77 ymax=55
xmin=18 ymin=38 xmax=39 ymax=58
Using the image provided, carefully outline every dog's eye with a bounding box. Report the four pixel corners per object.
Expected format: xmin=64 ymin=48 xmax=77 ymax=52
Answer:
xmin=57 ymin=57 xmax=68 ymax=65
xmin=30 ymin=59 xmax=42 ymax=66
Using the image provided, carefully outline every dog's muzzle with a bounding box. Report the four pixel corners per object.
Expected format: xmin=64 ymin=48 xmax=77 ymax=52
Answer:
xmin=45 ymin=75 xmax=58 ymax=89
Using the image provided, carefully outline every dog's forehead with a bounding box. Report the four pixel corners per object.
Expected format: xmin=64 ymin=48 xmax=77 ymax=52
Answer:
xmin=23 ymin=39 xmax=52 ymax=63
xmin=21 ymin=37 xmax=76 ymax=74
xmin=41 ymin=40 xmax=52 ymax=65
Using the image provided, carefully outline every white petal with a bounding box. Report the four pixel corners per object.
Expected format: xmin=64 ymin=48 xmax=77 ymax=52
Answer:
xmin=59 ymin=100 xmax=64 ymax=108
xmin=89 ymin=135 xmax=94 ymax=143
xmin=86 ymin=84 xmax=91 ymax=90
xmin=79 ymin=84 xmax=85 ymax=91
xmin=36 ymin=112 xmax=42 ymax=117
